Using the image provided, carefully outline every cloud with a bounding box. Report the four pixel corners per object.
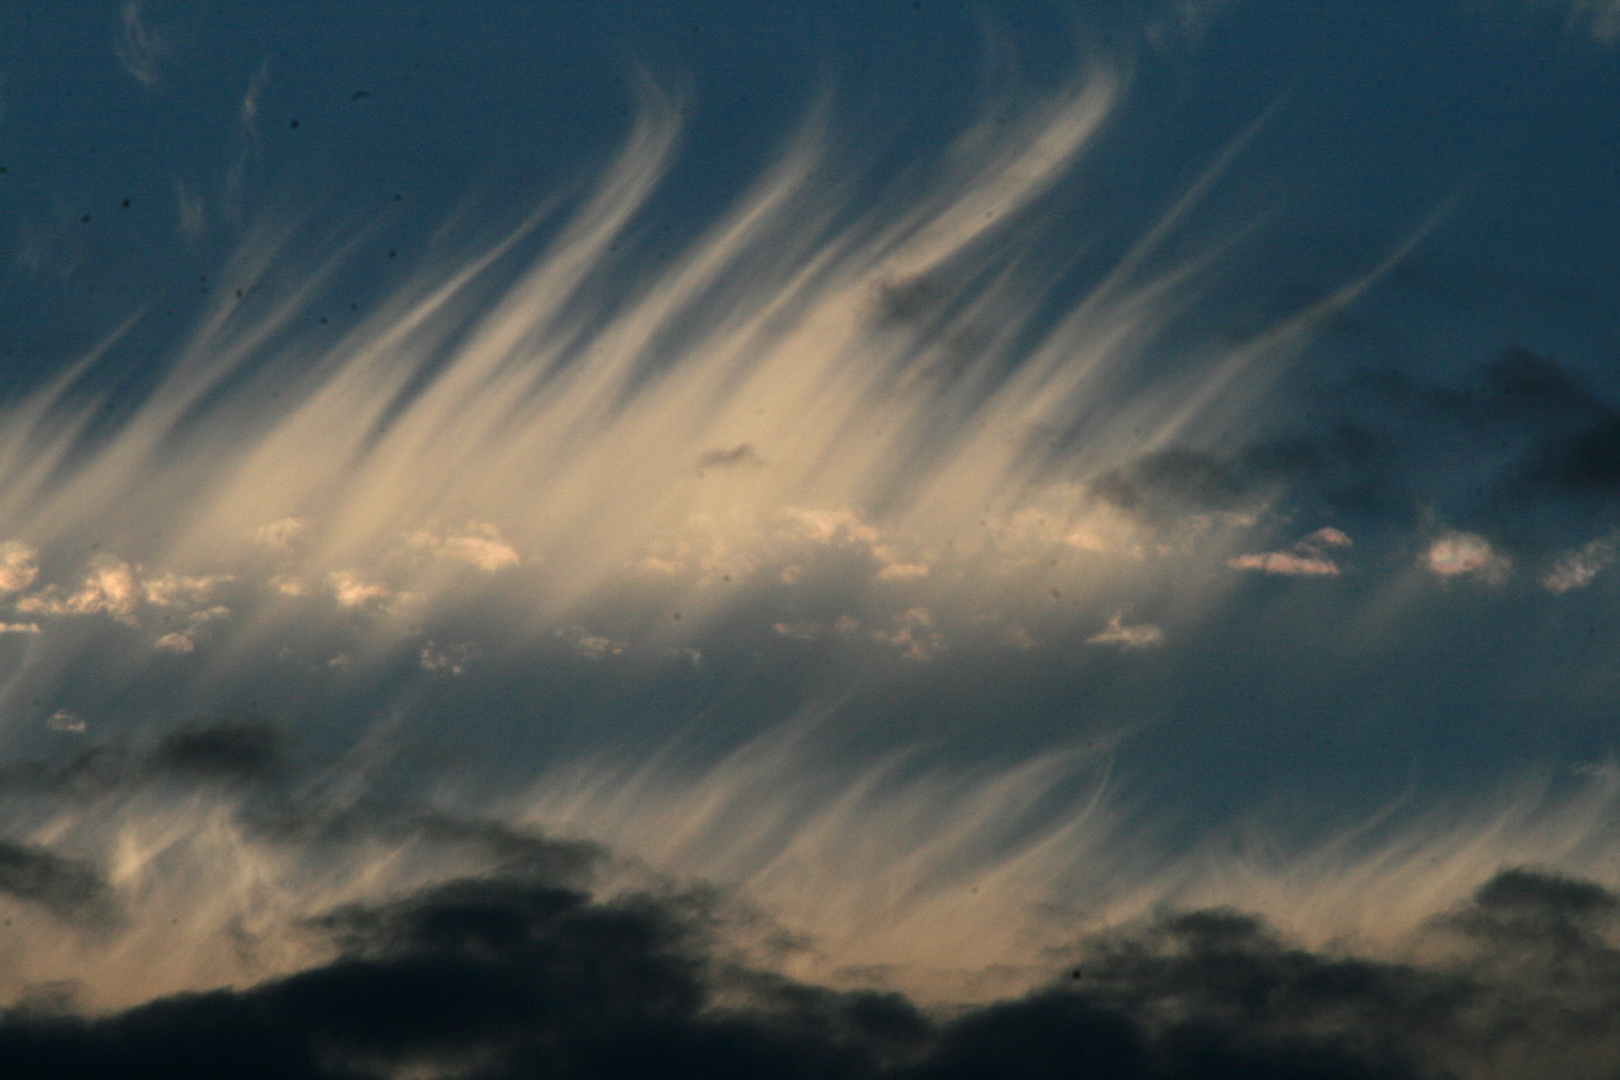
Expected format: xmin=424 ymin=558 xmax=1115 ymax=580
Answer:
xmin=872 ymin=607 xmax=942 ymax=660
xmin=558 ymin=626 xmax=627 ymax=660
xmin=1086 ymin=613 xmax=1163 ymax=648
xmin=253 ymin=518 xmax=312 ymax=556
xmin=420 ymin=641 xmax=475 ymax=677
xmin=696 ymin=443 xmax=765 ymax=471
xmin=1543 ymin=536 xmax=1616 ymax=592
xmin=1228 ymin=526 xmax=1351 ymax=576
xmin=0 ymin=541 xmax=38 ymax=594
xmin=16 ymin=556 xmax=141 ymax=623
xmin=45 ymin=710 xmax=84 ymax=733
xmin=146 ymin=720 xmax=285 ymax=783
xmin=327 ymin=571 xmax=392 ymax=609
xmin=112 ymin=2 xmax=174 ymax=88
xmin=1424 ymin=532 xmax=1511 ymax=581
xmin=1227 ymin=551 xmax=1339 ymax=576
xmin=1553 ymin=0 xmax=1620 ymax=42
xmin=406 ymin=522 xmax=520 ymax=572
xmin=0 ymin=842 xmax=107 ymax=917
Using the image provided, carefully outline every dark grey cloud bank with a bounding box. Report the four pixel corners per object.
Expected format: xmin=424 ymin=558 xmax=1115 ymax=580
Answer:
xmin=3 ymin=722 xmax=1620 ymax=1080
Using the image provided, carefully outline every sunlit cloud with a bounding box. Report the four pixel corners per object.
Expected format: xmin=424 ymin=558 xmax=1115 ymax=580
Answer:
xmin=1424 ymin=532 xmax=1511 ymax=581
xmin=404 ymin=521 xmax=521 ymax=572
xmin=1228 ymin=550 xmax=1338 ymax=575
xmin=1543 ymin=535 xmax=1616 ymax=593
xmin=0 ymin=541 xmax=37 ymax=594
xmin=1228 ymin=526 xmax=1351 ymax=576
xmin=1085 ymin=612 xmax=1164 ymax=648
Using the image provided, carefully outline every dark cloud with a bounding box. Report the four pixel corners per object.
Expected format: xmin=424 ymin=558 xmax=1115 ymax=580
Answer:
xmin=0 ymin=842 xmax=106 ymax=917
xmin=3 ymin=726 xmax=1620 ymax=1080
xmin=1087 ymin=345 xmax=1620 ymax=559
xmin=696 ymin=444 xmax=765 ymax=471
xmin=147 ymin=719 xmax=286 ymax=783
xmin=13 ymin=860 xmax=1620 ymax=1077
xmin=1088 ymin=450 xmax=1247 ymax=516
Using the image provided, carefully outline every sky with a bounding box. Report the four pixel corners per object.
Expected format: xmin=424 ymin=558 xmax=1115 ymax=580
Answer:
xmin=0 ymin=1 xmax=1617 ymax=1076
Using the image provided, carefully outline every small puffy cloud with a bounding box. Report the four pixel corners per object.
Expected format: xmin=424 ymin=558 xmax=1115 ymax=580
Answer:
xmin=269 ymin=574 xmax=306 ymax=596
xmin=17 ymin=556 xmax=141 ymax=623
xmin=0 ymin=540 xmax=39 ymax=593
xmin=559 ymin=626 xmax=627 ymax=661
xmin=1228 ymin=552 xmax=1340 ymax=576
xmin=152 ymin=605 xmax=230 ymax=653
xmin=875 ymin=556 xmax=930 ymax=581
xmin=329 ymin=571 xmax=392 ymax=608
xmin=420 ymin=640 xmax=475 ymax=677
xmin=46 ymin=710 xmax=85 ymax=733
xmin=142 ymin=572 xmax=231 ymax=606
xmin=783 ymin=507 xmax=882 ymax=546
xmin=1300 ymin=527 xmax=1353 ymax=550
xmin=1087 ymin=613 xmax=1164 ymax=649
xmin=1229 ymin=527 xmax=1351 ymax=576
xmin=0 ymin=621 xmax=41 ymax=635
xmin=1543 ymin=536 xmax=1616 ymax=593
xmin=773 ymin=621 xmax=823 ymax=641
xmin=407 ymin=521 xmax=520 ymax=572
xmin=154 ymin=632 xmax=195 ymax=653
xmin=253 ymin=518 xmax=311 ymax=556
xmin=873 ymin=608 xmax=942 ymax=661
xmin=1424 ymin=532 xmax=1511 ymax=581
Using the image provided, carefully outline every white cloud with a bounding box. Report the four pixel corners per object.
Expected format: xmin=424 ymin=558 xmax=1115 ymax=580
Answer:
xmin=876 ymin=557 xmax=930 ymax=581
xmin=1228 ymin=552 xmax=1340 ymax=576
xmin=1300 ymin=527 xmax=1353 ymax=550
xmin=142 ymin=572 xmax=231 ymax=606
xmin=254 ymin=518 xmax=312 ymax=556
xmin=1424 ymin=533 xmax=1510 ymax=581
xmin=784 ymin=507 xmax=882 ymax=547
xmin=154 ymin=632 xmax=195 ymax=653
xmin=407 ymin=522 xmax=520 ymax=572
xmin=328 ymin=571 xmax=392 ymax=609
xmin=420 ymin=640 xmax=475 ymax=677
xmin=17 ymin=555 xmax=141 ymax=623
xmin=1086 ymin=613 xmax=1164 ymax=649
xmin=1543 ymin=537 xmax=1616 ymax=593
xmin=0 ymin=540 xmax=38 ymax=593
xmin=46 ymin=710 xmax=85 ymax=733
xmin=0 ymin=621 xmax=41 ymax=635
xmin=559 ymin=626 xmax=628 ymax=661
xmin=873 ymin=608 xmax=942 ymax=661
xmin=1229 ymin=527 xmax=1351 ymax=577
xmin=152 ymin=605 xmax=230 ymax=653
